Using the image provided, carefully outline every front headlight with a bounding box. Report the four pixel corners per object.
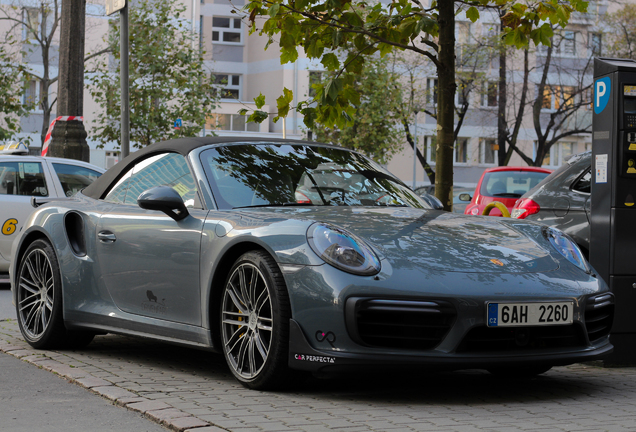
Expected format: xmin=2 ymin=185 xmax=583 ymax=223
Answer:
xmin=307 ymin=223 xmax=381 ymax=275
xmin=542 ymin=227 xmax=590 ymax=273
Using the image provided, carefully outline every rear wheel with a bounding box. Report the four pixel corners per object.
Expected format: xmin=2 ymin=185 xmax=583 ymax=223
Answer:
xmin=220 ymin=251 xmax=291 ymax=389
xmin=16 ymin=239 xmax=94 ymax=349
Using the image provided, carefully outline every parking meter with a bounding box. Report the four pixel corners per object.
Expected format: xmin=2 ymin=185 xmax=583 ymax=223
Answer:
xmin=591 ymin=57 xmax=636 ymax=364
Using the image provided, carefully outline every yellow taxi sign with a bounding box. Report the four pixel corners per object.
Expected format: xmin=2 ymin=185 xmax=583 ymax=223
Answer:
xmin=0 ymin=141 xmax=29 ymax=155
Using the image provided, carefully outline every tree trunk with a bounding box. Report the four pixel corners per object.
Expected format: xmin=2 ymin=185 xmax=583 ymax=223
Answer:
xmin=434 ymin=0 xmax=456 ymax=211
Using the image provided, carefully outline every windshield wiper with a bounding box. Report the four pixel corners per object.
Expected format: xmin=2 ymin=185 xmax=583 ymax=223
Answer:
xmin=234 ymin=202 xmax=318 ymax=209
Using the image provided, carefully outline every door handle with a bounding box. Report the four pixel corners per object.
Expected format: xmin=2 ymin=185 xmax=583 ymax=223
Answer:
xmin=98 ymin=231 xmax=116 ymax=243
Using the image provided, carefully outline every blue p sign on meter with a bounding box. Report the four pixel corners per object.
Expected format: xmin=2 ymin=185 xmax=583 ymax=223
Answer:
xmin=595 ymin=77 xmax=611 ymax=114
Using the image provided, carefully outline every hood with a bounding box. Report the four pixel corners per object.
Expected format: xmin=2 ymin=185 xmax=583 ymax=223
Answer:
xmin=240 ymin=206 xmax=559 ymax=274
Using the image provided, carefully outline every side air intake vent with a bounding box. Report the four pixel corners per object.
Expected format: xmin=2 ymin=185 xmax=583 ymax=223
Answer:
xmin=64 ymin=212 xmax=86 ymax=257
xmin=585 ymin=293 xmax=614 ymax=342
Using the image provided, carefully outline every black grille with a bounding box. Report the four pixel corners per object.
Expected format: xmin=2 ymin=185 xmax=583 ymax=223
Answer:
xmin=346 ymin=298 xmax=456 ymax=350
xmin=585 ymin=293 xmax=614 ymax=342
xmin=456 ymin=324 xmax=587 ymax=353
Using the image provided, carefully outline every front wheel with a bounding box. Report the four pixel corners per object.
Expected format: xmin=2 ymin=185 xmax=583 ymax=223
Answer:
xmin=220 ymin=251 xmax=291 ymax=389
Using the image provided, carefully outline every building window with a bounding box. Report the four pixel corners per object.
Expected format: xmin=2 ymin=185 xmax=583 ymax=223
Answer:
xmin=212 ymin=74 xmax=241 ymax=100
xmin=534 ymin=142 xmax=554 ymax=167
xmin=22 ymin=7 xmax=40 ymax=41
xmin=210 ymin=113 xmax=259 ymax=132
xmin=212 ymin=17 xmax=242 ymax=43
xmin=457 ymin=82 xmax=469 ymax=107
xmin=308 ymin=71 xmax=322 ymax=98
xmin=480 ymin=138 xmax=497 ymax=165
xmin=589 ymin=32 xmax=602 ymax=56
xmin=560 ymin=142 xmax=575 ymax=163
xmin=23 ymin=79 xmax=43 ymax=109
xmin=455 ymin=138 xmax=468 ymax=164
xmin=482 ymin=81 xmax=498 ymax=107
xmin=541 ymin=85 xmax=575 ymax=111
xmin=533 ymin=141 xmax=576 ymax=167
xmin=561 ymin=31 xmax=577 ymax=56
xmin=542 ymin=31 xmax=579 ymax=57
xmin=424 ymin=136 xmax=437 ymax=163
xmin=426 ymin=78 xmax=438 ymax=105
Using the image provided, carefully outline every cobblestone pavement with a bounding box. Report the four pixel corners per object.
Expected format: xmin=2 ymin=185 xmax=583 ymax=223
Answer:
xmin=2 ymin=318 xmax=636 ymax=432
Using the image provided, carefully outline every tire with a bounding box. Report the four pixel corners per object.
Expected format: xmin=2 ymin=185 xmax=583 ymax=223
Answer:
xmin=15 ymin=239 xmax=94 ymax=350
xmin=487 ymin=365 xmax=552 ymax=377
xmin=220 ymin=251 xmax=291 ymax=390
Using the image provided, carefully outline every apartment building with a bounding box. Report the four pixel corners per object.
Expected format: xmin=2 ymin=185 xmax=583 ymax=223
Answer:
xmin=2 ymin=0 xmax=612 ymax=187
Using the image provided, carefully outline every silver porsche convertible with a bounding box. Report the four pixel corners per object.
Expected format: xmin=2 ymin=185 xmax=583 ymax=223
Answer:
xmin=9 ymin=138 xmax=614 ymax=389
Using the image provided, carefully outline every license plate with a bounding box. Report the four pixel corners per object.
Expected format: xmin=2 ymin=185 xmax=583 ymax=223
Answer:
xmin=487 ymin=302 xmax=573 ymax=327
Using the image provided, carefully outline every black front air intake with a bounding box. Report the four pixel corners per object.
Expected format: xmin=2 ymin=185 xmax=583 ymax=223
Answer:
xmin=585 ymin=293 xmax=614 ymax=342
xmin=345 ymin=298 xmax=457 ymax=350
xmin=456 ymin=324 xmax=587 ymax=353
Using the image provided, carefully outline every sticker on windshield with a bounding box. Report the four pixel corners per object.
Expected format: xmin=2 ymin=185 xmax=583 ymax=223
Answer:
xmin=173 ymin=183 xmax=189 ymax=197
xmin=23 ymin=163 xmax=40 ymax=174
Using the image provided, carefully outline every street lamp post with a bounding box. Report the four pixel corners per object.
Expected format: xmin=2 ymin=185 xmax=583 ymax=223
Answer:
xmin=120 ymin=4 xmax=130 ymax=159
xmin=106 ymin=0 xmax=129 ymax=159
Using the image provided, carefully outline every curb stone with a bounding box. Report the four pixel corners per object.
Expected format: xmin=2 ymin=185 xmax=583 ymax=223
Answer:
xmin=0 ymin=330 xmax=220 ymax=432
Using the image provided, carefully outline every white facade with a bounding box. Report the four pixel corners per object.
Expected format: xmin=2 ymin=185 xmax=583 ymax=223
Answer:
xmin=0 ymin=0 xmax=613 ymax=183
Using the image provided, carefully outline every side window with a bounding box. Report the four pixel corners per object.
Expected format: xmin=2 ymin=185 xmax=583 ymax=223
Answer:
xmin=572 ymin=169 xmax=591 ymax=194
xmin=103 ymin=167 xmax=134 ymax=204
xmin=114 ymin=153 xmax=199 ymax=208
xmin=0 ymin=162 xmax=48 ymax=196
xmin=52 ymin=163 xmax=102 ymax=197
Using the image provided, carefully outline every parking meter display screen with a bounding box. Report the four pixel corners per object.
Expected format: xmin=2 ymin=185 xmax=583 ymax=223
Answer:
xmin=625 ymin=98 xmax=636 ymax=113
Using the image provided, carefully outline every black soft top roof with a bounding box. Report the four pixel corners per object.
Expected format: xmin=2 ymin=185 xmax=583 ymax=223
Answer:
xmin=82 ymin=136 xmax=335 ymax=199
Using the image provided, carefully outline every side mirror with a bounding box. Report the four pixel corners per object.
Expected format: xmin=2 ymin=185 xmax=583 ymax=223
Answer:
xmin=458 ymin=193 xmax=472 ymax=202
xmin=138 ymin=186 xmax=189 ymax=221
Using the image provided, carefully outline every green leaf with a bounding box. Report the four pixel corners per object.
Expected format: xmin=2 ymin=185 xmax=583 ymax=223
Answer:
xmin=321 ymin=53 xmax=340 ymax=70
xmin=466 ymin=6 xmax=479 ymax=23
xmin=267 ymin=3 xmax=280 ymax=17
xmin=247 ymin=110 xmax=269 ymax=124
xmin=254 ymin=93 xmax=265 ymax=109
xmin=238 ymin=108 xmax=249 ymax=116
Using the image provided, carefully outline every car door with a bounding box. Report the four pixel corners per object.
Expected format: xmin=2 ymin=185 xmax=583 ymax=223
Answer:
xmin=95 ymin=153 xmax=206 ymax=326
xmin=0 ymin=159 xmax=55 ymax=269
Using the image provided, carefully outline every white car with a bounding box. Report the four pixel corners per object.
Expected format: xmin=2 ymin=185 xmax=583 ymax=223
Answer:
xmin=0 ymin=147 xmax=104 ymax=275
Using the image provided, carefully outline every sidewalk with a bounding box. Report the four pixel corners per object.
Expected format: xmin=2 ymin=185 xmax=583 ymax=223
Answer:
xmin=2 ymin=317 xmax=636 ymax=432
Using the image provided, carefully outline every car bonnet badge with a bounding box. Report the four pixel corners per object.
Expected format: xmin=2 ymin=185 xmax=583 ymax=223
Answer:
xmin=490 ymin=259 xmax=504 ymax=266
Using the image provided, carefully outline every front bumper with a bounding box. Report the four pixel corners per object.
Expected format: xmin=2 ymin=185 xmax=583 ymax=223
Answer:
xmin=287 ymin=319 xmax=613 ymax=373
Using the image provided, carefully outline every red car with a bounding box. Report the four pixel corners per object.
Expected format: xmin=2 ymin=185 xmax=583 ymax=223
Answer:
xmin=463 ymin=166 xmax=552 ymax=217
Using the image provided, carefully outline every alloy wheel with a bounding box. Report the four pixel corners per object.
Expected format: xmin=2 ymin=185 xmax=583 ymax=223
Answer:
xmin=18 ymin=248 xmax=55 ymax=341
xmin=221 ymin=262 xmax=274 ymax=379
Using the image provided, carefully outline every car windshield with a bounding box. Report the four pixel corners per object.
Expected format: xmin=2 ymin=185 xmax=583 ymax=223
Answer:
xmin=480 ymin=171 xmax=549 ymax=198
xmin=200 ymin=143 xmax=430 ymax=209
